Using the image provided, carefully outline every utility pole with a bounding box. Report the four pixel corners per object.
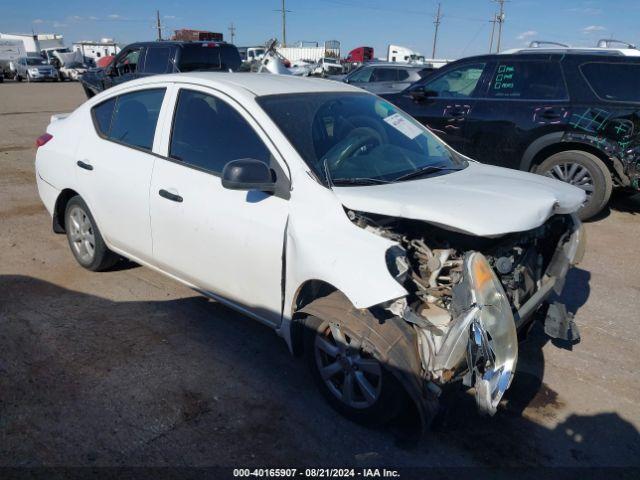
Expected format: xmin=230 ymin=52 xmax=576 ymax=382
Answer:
xmin=494 ymin=0 xmax=506 ymax=52
xmin=489 ymin=11 xmax=497 ymax=52
xmin=432 ymin=2 xmax=442 ymax=59
xmin=156 ymin=10 xmax=162 ymax=41
xmin=277 ymin=0 xmax=289 ymax=47
xmin=228 ymin=22 xmax=236 ymax=44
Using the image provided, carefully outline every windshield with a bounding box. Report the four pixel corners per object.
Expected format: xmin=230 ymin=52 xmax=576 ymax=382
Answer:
xmin=324 ymin=57 xmax=339 ymax=64
xmin=257 ymin=92 xmax=465 ymax=186
xmin=26 ymin=58 xmax=45 ymax=66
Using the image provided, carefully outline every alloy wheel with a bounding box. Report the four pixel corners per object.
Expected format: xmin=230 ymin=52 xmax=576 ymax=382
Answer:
xmin=314 ymin=322 xmax=382 ymax=409
xmin=68 ymin=206 xmax=96 ymax=264
xmin=544 ymin=162 xmax=594 ymax=198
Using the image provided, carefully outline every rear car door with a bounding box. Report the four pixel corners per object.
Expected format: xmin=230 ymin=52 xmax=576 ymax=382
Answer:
xmin=75 ymin=87 xmax=168 ymax=262
xmin=464 ymin=58 xmax=571 ymax=168
xmin=390 ymin=62 xmax=488 ymax=153
xmin=149 ymin=86 xmax=290 ymax=325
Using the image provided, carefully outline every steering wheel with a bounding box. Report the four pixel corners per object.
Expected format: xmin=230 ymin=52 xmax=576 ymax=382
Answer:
xmin=322 ymin=127 xmax=384 ymax=171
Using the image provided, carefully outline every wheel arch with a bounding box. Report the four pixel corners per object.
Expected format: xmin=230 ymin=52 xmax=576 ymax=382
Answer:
xmin=52 ymin=188 xmax=80 ymax=233
xmin=288 ymin=279 xmax=338 ymax=357
xmin=521 ymin=133 xmax=620 ymax=180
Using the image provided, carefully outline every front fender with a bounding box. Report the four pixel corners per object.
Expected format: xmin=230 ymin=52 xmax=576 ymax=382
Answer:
xmin=282 ymin=185 xmax=407 ymax=320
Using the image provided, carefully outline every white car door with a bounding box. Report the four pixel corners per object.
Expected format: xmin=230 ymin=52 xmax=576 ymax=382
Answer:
xmin=75 ymin=86 xmax=168 ymax=262
xmin=149 ymin=85 xmax=290 ymax=325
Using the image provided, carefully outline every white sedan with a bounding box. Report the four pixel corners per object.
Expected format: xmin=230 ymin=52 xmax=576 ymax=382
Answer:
xmin=35 ymin=73 xmax=586 ymax=430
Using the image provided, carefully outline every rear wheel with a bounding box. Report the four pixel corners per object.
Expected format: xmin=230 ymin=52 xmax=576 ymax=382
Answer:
xmin=64 ymin=196 xmax=119 ymax=271
xmin=536 ymin=150 xmax=612 ymax=220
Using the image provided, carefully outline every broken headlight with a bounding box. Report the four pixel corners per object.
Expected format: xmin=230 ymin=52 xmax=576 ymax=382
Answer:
xmin=465 ymin=252 xmax=518 ymax=415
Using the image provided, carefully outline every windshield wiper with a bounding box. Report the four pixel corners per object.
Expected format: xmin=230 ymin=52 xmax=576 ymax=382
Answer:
xmin=393 ymin=165 xmax=463 ymax=182
xmin=331 ymin=177 xmax=390 ymax=186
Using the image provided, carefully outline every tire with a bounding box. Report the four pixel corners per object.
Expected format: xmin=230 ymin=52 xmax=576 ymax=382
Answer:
xmin=64 ymin=196 xmax=119 ymax=271
xmin=304 ymin=314 xmax=409 ymax=427
xmin=536 ymin=150 xmax=613 ymax=220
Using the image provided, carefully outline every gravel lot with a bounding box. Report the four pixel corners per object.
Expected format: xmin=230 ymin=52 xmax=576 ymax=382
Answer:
xmin=1 ymin=81 xmax=639 ymax=469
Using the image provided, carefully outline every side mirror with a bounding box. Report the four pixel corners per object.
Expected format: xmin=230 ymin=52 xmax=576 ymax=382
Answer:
xmin=221 ymin=158 xmax=276 ymax=192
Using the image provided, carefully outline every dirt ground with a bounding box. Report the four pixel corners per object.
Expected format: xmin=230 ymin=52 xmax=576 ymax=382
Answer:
xmin=1 ymin=81 xmax=639 ymax=469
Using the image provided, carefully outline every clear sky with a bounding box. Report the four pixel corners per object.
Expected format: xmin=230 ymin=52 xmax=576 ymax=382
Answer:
xmin=1 ymin=0 xmax=637 ymax=59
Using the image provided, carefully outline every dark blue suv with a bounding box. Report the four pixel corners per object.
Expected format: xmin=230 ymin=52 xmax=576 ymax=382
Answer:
xmin=81 ymin=41 xmax=241 ymax=99
xmin=384 ymin=49 xmax=640 ymax=219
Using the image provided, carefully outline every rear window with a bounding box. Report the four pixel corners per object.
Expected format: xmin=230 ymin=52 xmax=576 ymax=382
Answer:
xmin=581 ymin=62 xmax=640 ymax=102
xmin=93 ymin=89 xmax=166 ymax=150
xmin=92 ymin=98 xmax=116 ymax=136
xmin=487 ymin=61 xmax=568 ymax=100
xmin=178 ymin=44 xmax=241 ymax=72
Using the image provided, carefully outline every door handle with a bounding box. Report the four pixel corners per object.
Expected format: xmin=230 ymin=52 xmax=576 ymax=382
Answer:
xmin=540 ymin=110 xmax=562 ymax=120
xmin=77 ymin=160 xmax=93 ymax=171
xmin=159 ymin=189 xmax=183 ymax=203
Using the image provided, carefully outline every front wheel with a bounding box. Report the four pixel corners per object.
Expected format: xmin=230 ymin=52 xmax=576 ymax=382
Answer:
xmin=536 ymin=150 xmax=613 ymax=220
xmin=64 ymin=196 xmax=119 ymax=271
xmin=304 ymin=315 xmax=407 ymax=426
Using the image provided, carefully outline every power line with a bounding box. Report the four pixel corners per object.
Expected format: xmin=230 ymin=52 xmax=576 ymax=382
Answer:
xmin=432 ymin=2 xmax=442 ymax=58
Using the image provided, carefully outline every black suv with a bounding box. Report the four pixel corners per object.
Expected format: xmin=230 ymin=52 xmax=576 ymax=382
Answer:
xmin=384 ymin=50 xmax=640 ymax=219
xmin=80 ymin=41 xmax=242 ymax=98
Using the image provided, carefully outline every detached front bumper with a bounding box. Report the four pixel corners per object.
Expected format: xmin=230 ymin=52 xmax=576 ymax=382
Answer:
xmin=514 ymin=215 xmax=585 ymax=329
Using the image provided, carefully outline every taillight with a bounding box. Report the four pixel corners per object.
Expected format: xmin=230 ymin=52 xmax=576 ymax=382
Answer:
xmin=36 ymin=133 xmax=53 ymax=148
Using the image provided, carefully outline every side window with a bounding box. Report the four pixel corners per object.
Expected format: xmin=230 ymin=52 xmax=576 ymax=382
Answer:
xmin=349 ymin=67 xmax=373 ymax=83
xmin=397 ymin=69 xmax=410 ymax=81
xmin=114 ymin=48 xmax=141 ymax=75
xmin=487 ymin=61 xmax=567 ymax=100
xmin=424 ymin=63 xmax=485 ymax=98
xmin=581 ymin=62 xmax=640 ymax=102
xmin=108 ymin=88 xmax=166 ymax=150
xmin=170 ymin=89 xmax=271 ymax=174
xmin=371 ymin=68 xmax=397 ymax=82
xmin=143 ymin=47 xmax=171 ymax=74
xmin=92 ymin=97 xmax=116 ymax=136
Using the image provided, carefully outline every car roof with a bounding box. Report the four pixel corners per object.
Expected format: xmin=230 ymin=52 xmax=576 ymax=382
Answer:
xmin=502 ymin=47 xmax=640 ymax=57
xmin=123 ymin=72 xmax=361 ymax=97
xmin=128 ymin=41 xmax=232 ymax=48
xmin=361 ymin=62 xmax=427 ymax=69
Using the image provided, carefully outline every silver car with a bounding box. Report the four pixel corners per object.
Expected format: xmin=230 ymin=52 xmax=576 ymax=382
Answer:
xmin=14 ymin=57 xmax=59 ymax=82
xmin=341 ymin=63 xmax=434 ymax=94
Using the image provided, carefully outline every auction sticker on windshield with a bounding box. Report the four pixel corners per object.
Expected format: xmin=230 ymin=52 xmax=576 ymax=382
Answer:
xmin=383 ymin=113 xmax=423 ymax=139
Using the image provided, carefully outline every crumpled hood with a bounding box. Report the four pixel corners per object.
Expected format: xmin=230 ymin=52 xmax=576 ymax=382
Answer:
xmin=333 ymin=162 xmax=586 ymax=237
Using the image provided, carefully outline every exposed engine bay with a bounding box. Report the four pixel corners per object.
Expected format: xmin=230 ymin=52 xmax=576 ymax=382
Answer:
xmin=347 ymin=208 xmax=580 ymax=414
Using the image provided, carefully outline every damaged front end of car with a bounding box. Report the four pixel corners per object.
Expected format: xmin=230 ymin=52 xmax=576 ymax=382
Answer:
xmin=348 ymin=209 xmax=585 ymax=416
